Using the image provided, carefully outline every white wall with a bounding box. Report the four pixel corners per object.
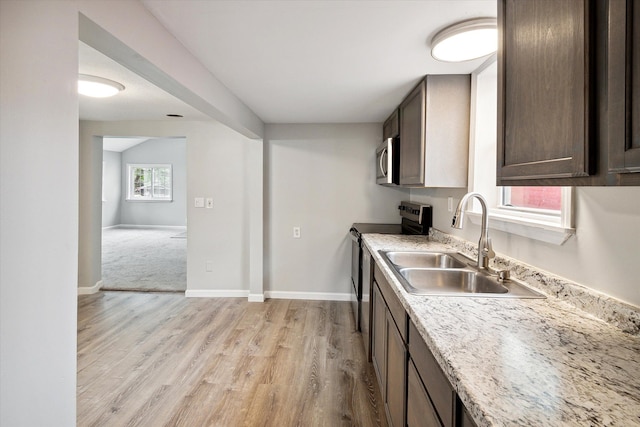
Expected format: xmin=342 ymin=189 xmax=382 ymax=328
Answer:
xmin=0 ymin=1 xmax=78 ymax=425
xmin=2 ymin=1 xmax=265 ymax=423
xmin=79 ymin=129 xmax=103 ymax=291
xmin=265 ymin=124 xmax=410 ymax=298
xmin=102 ymin=150 xmax=122 ymax=227
xmin=409 ymin=59 xmax=640 ymax=308
xmin=120 ymin=138 xmax=187 ymax=226
xmin=79 ymin=121 xmax=252 ymax=295
xmin=411 ymin=187 xmax=640 ymax=308
xmin=77 ymin=3 xmax=263 ymax=139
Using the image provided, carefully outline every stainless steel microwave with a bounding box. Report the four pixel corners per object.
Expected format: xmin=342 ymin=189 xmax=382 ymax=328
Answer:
xmin=376 ymin=137 xmax=399 ymax=185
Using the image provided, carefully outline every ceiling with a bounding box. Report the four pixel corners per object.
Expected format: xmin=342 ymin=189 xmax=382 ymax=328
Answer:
xmin=80 ymin=1 xmax=497 ymax=125
xmin=102 ymin=137 xmax=150 ymax=152
xmin=79 ymin=41 xmax=211 ymax=121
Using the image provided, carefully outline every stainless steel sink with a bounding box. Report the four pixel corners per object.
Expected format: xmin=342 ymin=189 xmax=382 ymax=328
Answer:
xmin=384 ymin=251 xmax=468 ymax=269
xmin=399 ymin=269 xmax=508 ymax=294
xmin=379 ymin=250 xmax=545 ymax=299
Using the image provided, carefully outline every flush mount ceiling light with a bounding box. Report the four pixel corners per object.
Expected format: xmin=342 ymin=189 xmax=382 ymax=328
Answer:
xmin=78 ymin=74 xmax=125 ymax=98
xmin=431 ymin=18 xmax=498 ymax=62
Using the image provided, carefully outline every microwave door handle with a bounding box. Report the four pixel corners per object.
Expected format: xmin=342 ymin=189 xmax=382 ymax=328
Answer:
xmin=380 ymin=147 xmax=388 ymax=177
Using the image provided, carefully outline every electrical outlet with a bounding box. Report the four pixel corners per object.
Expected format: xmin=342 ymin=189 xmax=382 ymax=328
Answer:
xmin=293 ymin=226 xmax=301 ymax=238
xmin=195 ymin=197 xmax=205 ymax=208
xmin=448 ymin=197 xmax=453 ymax=212
xmin=206 ymin=198 xmax=213 ymax=209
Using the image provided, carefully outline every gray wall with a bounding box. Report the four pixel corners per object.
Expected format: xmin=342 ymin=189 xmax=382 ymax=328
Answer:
xmin=120 ymin=137 xmax=187 ymax=226
xmin=1 ymin=2 xmax=78 ymax=424
xmin=102 ymin=149 xmax=122 ymax=227
xmin=265 ymin=123 xmax=410 ymax=298
xmin=2 ymin=2 xmax=265 ymax=423
xmin=78 ymin=121 xmax=252 ymax=296
xmin=79 ymin=130 xmax=103 ymax=290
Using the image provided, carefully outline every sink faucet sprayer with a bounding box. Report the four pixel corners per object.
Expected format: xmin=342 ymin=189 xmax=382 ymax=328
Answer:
xmin=451 ymin=192 xmax=496 ymax=270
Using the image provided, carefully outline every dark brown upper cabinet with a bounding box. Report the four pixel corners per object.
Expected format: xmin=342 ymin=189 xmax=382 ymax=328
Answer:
xmin=497 ymin=0 xmax=595 ymax=184
xmin=497 ymin=0 xmax=640 ymax=186
xmin=607 ymin=0 xmax=640 ymax=184
xmin=399 ymin=75 xmax=470 ymax=188
xmin=383 ymin=108 xmax=399 ymax=140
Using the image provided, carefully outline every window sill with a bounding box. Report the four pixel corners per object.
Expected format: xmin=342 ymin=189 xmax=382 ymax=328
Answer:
xmin=125 ymin=199 xmax=173 ymax=203
xmin=466 ymin=211 xmax=575 ymax=245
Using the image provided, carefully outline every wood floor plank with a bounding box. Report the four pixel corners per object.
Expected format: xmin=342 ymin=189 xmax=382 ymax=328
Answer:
xmin=77 ymin=292 xmax=387 ymax=427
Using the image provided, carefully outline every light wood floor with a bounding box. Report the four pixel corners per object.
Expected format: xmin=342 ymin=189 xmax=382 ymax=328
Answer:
xmin=77 ymin=292 xmax=388 ymax=427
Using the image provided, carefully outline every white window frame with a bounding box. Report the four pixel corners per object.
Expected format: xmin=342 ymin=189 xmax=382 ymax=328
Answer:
xmin=126 ymin=163 xmax=173 ymax=202
xmin=467 ymin=56 xmax=575 ymax=245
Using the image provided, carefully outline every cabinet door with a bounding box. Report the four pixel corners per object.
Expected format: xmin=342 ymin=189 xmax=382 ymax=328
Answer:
xmin=361 ymin=247 xmax=373 ymax=361
xmin=409 ymin=322 xmax=455 ymax=427
xmin=633 ymin=1 xmax=640 ymax=168
xmin=497 ymin=0 xmax=595 ymax=184
xmin=385 ymin=313 xmax=407 ymax=427
xmin=371 ymin=282 xmax=387 ymax=395
xmin=383 ymin=109 xmax=400 ymax=140
xmin=608 ymin=0 xmax=640 ymax=178
xmin=407 ymin=361 xmax=442 ymax=427
xmin=399 ymin=80 xmax=426 ymax=186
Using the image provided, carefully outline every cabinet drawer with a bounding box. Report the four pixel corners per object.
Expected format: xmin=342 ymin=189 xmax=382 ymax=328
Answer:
xmin=374 ymin=264 xmax=407 ymax=341
xmin=407 ymin=360 xmax=442 ymax=427
xmin=409 ymin=321 xmax=455 ymax=427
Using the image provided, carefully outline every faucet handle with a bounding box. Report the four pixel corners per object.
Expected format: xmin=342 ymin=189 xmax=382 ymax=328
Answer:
xmin=484 ymin=237 xmax=495 ymax=259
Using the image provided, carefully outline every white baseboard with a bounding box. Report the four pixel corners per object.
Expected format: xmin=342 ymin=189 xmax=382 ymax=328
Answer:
xmin=184 ymin=290 xmax=350 ymax=302
xmin=185 ymin=289 xmax=250 ymax=298
xmin=248 ymin=293 xmax=265 ymax=302
xmin=115 ymin=224 xmax=186 ymax=230
xmin=78 ymin=280 xmax=102 ymax=295
xmin=264 ymin=291 xmax=351 ymax=301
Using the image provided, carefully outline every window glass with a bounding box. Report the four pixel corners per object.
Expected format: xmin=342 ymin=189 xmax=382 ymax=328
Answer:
xmin=502 ymin=187 xmax=562 ymax=212
xmin=127 ymin=164 xmax=172 ymax=201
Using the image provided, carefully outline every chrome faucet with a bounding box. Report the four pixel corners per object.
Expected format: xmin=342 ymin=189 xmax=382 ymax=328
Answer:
xmin=451 ymin=192 xmax=495 ymax=270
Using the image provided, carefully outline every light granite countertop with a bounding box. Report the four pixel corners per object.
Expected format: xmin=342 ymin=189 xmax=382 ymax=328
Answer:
xmin=362 ymin=233 xmax=640 ymax=427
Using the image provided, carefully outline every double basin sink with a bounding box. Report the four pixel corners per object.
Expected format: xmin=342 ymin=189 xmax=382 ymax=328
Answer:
xmin=380 ymin=251 xmax=545 ymax=298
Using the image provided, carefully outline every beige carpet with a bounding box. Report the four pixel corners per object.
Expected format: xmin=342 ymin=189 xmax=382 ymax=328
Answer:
xmin=101 ymin=226 xmax=186 ymax=292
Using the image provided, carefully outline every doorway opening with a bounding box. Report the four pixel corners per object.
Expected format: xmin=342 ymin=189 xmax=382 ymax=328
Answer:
xmin=100 ymin=136 xmax=187 ymax=292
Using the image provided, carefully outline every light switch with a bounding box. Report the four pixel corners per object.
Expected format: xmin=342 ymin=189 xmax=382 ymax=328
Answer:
xmin=206 ymin=198 xmax=213 ymax=209
xmin=194 ymin=197 xmax=205 ymax=208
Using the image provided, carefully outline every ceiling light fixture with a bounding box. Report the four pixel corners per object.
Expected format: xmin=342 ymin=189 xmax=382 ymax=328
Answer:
xmin=431 ymin=18 xmax=497 ymax=62
xmin=78 ymin=74 xmax=125 ymax=98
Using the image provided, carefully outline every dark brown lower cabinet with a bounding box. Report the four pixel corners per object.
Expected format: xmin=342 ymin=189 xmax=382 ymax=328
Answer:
xmin=385 ymin=313 xmax=407 ymax=427
xmin=372 ymin=280 xmax=406 ymax=427
xmin=459 ymin=404 xmax=477 ymax=427
xmin=371 ymin=265 xmax=477 ymax=427
xmin=372 ymin=282 xmax=387 ymax=393
xmin=408 ymin=321 xmax=455 ymax=427
xmin=407 ymin=360 xmax=442 ymax=427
